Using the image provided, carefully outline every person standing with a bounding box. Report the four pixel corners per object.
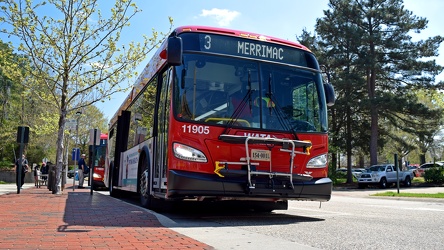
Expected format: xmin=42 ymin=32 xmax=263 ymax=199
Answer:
xmin=15 ymin=154 xmax=29 ymax=189
xmin=33 ymin=164 xmax=41 ymax=187
xmin=78 ymin=154 xmax=86 ymax=188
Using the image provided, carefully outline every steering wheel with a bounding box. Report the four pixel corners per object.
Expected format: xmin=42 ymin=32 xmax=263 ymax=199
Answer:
xmin=291 ymin=120 xmax=316 ymax=131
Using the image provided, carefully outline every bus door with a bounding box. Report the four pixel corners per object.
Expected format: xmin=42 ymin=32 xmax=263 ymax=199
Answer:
xmin=153 ymin=69 xmax=172 ymax=191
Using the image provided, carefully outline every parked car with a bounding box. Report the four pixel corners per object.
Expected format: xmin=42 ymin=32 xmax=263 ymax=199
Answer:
xmin=335 ymin=168 xmax=366 ymax=178
xmin=67 ymin=169 xmax=89 ymax=179
xmin=352 ymin=168 xmax=367 ymax=178
xmin=67 ymin=169 xmax=76 ymax=178
xmin=407 ymin=165 xmax=420 ymax=177
xmin=336 ymin=168 xmax=347 ymax=174
xmin=357 ymin=164 xmax=413 ymax=188
xmin=415 ymin=162 xmax=444 ymax=177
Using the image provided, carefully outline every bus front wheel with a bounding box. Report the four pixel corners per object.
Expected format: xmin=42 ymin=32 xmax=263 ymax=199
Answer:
xmin=139 ymin=154 xmax=152 ymax=208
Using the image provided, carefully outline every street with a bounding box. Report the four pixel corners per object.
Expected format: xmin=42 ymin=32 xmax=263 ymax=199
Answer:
xmin=152 ymin=187 xmax=444 ymax=250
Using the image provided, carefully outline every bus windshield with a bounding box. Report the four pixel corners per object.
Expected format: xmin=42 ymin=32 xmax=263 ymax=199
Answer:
xmin=174 ymin=53 xmax=328 ymax=132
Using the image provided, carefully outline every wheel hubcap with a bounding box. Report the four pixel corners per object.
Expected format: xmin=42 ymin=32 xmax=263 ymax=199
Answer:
xmin=140 ymin=170 xmax=149 ymax=198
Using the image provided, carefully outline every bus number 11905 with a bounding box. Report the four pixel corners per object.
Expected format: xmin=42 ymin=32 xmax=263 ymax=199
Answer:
xmin=182 ymin=124 xmax=210 ymax=135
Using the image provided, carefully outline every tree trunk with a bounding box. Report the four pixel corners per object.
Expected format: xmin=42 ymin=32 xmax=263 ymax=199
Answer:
xmin=358 ymin=155 xmax=365 ymax=168
xmin=420 ymin=154 xmax=426 ymax=165
xmin=331 ymin=153 xmax=337 ymax=171
xmin=346 ymin=104 xmax=353 ymax=183
xmin=368 ymin=65 xmax=378 ymax=165
xmin=53 ymin=114 xmax=66 ymax=194
xmin=370 ymin=105 xmax=378 ymax=165
xmin=330 ymin=108 xmax=338 ymax=171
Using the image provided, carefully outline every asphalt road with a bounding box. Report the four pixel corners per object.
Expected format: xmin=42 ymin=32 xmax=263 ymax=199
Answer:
xmin=152 ymin=186 xmax=444 ymax=250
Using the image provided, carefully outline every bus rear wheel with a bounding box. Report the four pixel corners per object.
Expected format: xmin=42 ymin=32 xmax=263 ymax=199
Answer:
xmin=139 ymin=154 xmax=152 ymax=208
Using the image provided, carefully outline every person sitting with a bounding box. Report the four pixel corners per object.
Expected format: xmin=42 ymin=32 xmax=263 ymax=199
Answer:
xmin=40 ymin=162 xmax=48 ymax=185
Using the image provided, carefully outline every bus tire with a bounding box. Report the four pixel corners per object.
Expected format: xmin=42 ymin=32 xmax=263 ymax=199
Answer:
xmin=139 ymin=153 xmax=152 ymax=208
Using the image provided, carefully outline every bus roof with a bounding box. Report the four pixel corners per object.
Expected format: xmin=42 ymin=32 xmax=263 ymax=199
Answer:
xmin=109 ymin=25 xmax=313 ymax=126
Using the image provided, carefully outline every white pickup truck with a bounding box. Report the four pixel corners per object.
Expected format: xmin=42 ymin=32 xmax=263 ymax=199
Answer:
xmin=357 ymin=164 xmax=414 ymax=189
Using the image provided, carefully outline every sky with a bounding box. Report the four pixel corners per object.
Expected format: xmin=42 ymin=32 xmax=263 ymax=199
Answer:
xmin=1 ymin=0 xmax=443 ymax=121
xmin=94 ymin=0 xmax=444 ymax=121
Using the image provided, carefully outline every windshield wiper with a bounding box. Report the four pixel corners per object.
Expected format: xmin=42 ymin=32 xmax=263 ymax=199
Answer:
xmin=264 ymin=73 xmax=299 ymax=140
xmin=221 ymin=71 xmax=254 ymax=135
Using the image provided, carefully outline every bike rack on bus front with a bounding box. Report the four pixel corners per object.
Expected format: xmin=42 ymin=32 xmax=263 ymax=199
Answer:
xmin=217 ymin=135 xmax=313 ymax=190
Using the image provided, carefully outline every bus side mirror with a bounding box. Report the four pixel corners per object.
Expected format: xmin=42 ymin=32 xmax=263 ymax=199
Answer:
xmin=167 ymin=36 xmax=182 ymax=66
xmin=324 ymin=83 xmax=335 ymax=107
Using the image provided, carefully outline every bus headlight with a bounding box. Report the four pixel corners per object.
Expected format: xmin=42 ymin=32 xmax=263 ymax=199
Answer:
xmin=306 ymin=154 xmax=328 ymax=168
xmin=173 ymin=143 xmax=207 ymax=162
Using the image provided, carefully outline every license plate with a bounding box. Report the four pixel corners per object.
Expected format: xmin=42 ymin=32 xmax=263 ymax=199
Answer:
xmin=251 ymin=149 xmax=271 ymax=161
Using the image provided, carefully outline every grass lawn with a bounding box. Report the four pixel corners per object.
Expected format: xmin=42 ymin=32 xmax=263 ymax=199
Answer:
xmin=335 ymin=176 xmax=444 ymax=198
xmin=372 ymin=192 xmax=444 ymax=198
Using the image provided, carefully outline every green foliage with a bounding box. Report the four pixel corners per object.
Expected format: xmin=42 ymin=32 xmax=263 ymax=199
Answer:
xmin=412 ymin=177 xmax=425 ymax=184
xmin=0 ymin=160 xmax=14 ymax=170
xmin=424 ymin=167 xmax=444 ymax=184
xmin=0 ymin=0 xmax=173 ymax=194
xmin=0 ymin=41 xmax=33 ymax=164
xmin=0 ymin=38 xmax=60 ymax=164
xmin=300 ymin=0 xmax=444 ymax=167
xmin=328 ymin=163 xmax=346 ymax=185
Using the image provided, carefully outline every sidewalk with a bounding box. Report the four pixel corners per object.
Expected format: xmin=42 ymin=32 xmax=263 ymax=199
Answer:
xmin=0 ymin=183 xmax=213 ymax=250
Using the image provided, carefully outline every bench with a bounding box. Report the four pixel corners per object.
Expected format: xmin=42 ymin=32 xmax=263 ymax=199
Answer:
xmin=36 ymin=174 xmax=48 ymax=188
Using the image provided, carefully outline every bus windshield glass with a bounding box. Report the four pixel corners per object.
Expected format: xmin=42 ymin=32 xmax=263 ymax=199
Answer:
xmin=174 ymin=53 xmax=328 ymax=132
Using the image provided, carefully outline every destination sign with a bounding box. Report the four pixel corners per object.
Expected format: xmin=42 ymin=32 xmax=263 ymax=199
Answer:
xmin=180 ymin=33 xmax=314 ymax=67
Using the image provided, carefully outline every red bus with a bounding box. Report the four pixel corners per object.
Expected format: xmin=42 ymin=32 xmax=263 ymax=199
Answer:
xmin=104 ymin=25 xmax=335 ymax=211
xmin=88 ymin=133 xmax=107 ymax=190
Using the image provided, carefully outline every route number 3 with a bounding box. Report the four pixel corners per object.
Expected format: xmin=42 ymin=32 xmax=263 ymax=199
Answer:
xmin=204 ymin=35 xmax=211 ymax=50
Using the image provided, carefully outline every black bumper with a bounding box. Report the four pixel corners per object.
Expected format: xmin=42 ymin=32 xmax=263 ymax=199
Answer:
xmin=167 ymin=170 xmax=332 ymax=202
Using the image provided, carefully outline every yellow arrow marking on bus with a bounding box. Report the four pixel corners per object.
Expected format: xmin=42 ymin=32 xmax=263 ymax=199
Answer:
xmin=304 ymin=140 xmax=312 ymax=155
xmin=214 ymin=161 xmax=225 ymax=178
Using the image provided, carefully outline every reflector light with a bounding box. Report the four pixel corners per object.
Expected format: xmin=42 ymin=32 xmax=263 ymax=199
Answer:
xmin=159 ymin=49 xmax=167 ymax=59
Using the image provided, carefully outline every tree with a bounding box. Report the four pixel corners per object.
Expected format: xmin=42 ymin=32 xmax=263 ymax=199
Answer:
xmin=413 ymin=90 xmax=444 ymax=163
xmin=0 ymin=40 xmax=30 ymax=164
xmin=303 ymin=0 xmax=443 ymax=170
xmin=0 ymin=0 xmax=172 ymax=194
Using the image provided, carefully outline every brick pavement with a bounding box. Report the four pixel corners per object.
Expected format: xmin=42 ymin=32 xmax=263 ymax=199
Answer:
xmin=0 ymin=184 xmax=213 ymax=250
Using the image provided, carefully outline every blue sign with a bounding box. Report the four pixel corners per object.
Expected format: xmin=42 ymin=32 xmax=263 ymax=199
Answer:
xmin=72 ymin=148 xmax=80 ymax=161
